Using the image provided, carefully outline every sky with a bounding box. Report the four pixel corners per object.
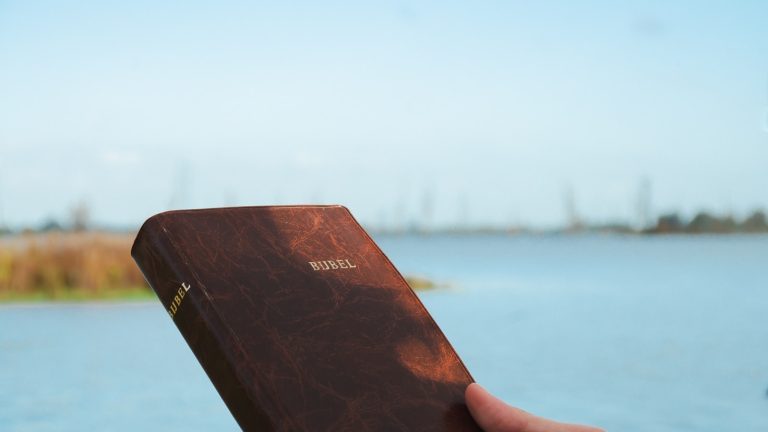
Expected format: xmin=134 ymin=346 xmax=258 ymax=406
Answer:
xmin=1 ymin=0 xmax=767 ymax=230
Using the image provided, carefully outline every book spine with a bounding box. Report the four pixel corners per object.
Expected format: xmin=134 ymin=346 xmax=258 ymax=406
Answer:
xmin=131 ymin=216 xmax=273 ymax=431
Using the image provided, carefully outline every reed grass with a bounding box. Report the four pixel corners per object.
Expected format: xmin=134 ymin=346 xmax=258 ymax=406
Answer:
xmin=0 ymin=232 xmax=150 ymax=302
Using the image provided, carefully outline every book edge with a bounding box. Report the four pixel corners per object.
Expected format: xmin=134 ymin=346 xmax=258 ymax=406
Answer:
xmin=132 ymin=214 xmax=276 ymax=431
xmin=337 ymin=205 xmax=477 ymax=385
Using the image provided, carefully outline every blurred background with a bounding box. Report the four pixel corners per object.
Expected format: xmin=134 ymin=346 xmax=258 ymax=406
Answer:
xmin=1 ymin=1 xmax=766 ymax=431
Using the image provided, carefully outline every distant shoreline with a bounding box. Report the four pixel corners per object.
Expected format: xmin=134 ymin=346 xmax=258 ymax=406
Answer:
xmin=1 ymin=231 xmax=765 ymax=303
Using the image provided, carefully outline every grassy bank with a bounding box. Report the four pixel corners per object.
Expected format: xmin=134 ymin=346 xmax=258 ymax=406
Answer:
xmin=0 ymin=232 xmax=440 ymax=303
xmin=0 ymin=286 xmax=155 ymax=303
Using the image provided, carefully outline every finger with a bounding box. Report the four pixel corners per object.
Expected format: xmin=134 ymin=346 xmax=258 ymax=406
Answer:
xmin=465 ymin=383 xmax=604 ymax=432
xmin=465 ymin=383 xmax=530 ymax=431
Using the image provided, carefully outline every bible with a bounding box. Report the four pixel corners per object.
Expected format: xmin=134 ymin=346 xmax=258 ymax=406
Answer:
xmin=131 ymin=205 xmax=480 ymax=431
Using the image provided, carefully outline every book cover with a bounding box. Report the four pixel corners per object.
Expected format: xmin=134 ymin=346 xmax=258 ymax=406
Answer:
xmin=131 ymin=205 xmax=481 ymax=431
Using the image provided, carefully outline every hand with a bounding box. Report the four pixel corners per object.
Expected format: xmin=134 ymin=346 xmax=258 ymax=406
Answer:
xmin=465 ymin=383 xmax=604 ymax=432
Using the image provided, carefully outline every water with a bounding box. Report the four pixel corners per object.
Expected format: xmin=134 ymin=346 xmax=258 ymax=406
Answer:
xmin=1 ymin=234 xmax=766 ymax=431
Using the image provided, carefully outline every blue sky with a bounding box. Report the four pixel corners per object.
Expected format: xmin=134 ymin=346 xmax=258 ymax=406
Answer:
xmin=1 ymin=0 xmax=767 ymax=229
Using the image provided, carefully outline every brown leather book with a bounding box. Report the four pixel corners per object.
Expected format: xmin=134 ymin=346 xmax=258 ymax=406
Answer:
xmin=131 ymin=205 xmax=481 ymax=431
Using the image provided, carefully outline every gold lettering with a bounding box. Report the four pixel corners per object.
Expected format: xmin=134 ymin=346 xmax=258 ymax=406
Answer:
xmin=167 ymin=282 xmax=192 ymax=319
xmin=307 ymin=258 xmax=358 ymax=270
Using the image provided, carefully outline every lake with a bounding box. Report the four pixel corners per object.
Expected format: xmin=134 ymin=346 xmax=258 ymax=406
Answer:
xmin=1 ymin=234 xmax=766 ymax=431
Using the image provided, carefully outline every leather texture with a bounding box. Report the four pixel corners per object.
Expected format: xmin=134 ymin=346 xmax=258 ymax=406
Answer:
xmin=131 ymin=205 xmax=481 ymax=431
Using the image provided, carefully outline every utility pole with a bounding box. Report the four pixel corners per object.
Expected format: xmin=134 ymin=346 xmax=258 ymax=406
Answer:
xmin=420 ymin=188 xmax=433 ymax=233
xmin=636 ymin=177 xmax=652 ymax=231
xmin=563 ymin=184 xmax=582 ymax=232
xmin=457 ymin=194 xmax=470 ymax=232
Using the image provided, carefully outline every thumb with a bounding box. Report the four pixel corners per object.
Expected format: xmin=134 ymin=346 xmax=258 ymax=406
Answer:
xmin=465 ymin=383 xmax=530 ymax=431
xmin=465 ymin=383 xmax=603 ymax=432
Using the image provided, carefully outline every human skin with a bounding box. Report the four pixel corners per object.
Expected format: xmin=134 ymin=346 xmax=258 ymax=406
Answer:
xmin=465 ymin=383 xmax=604 ymax=432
